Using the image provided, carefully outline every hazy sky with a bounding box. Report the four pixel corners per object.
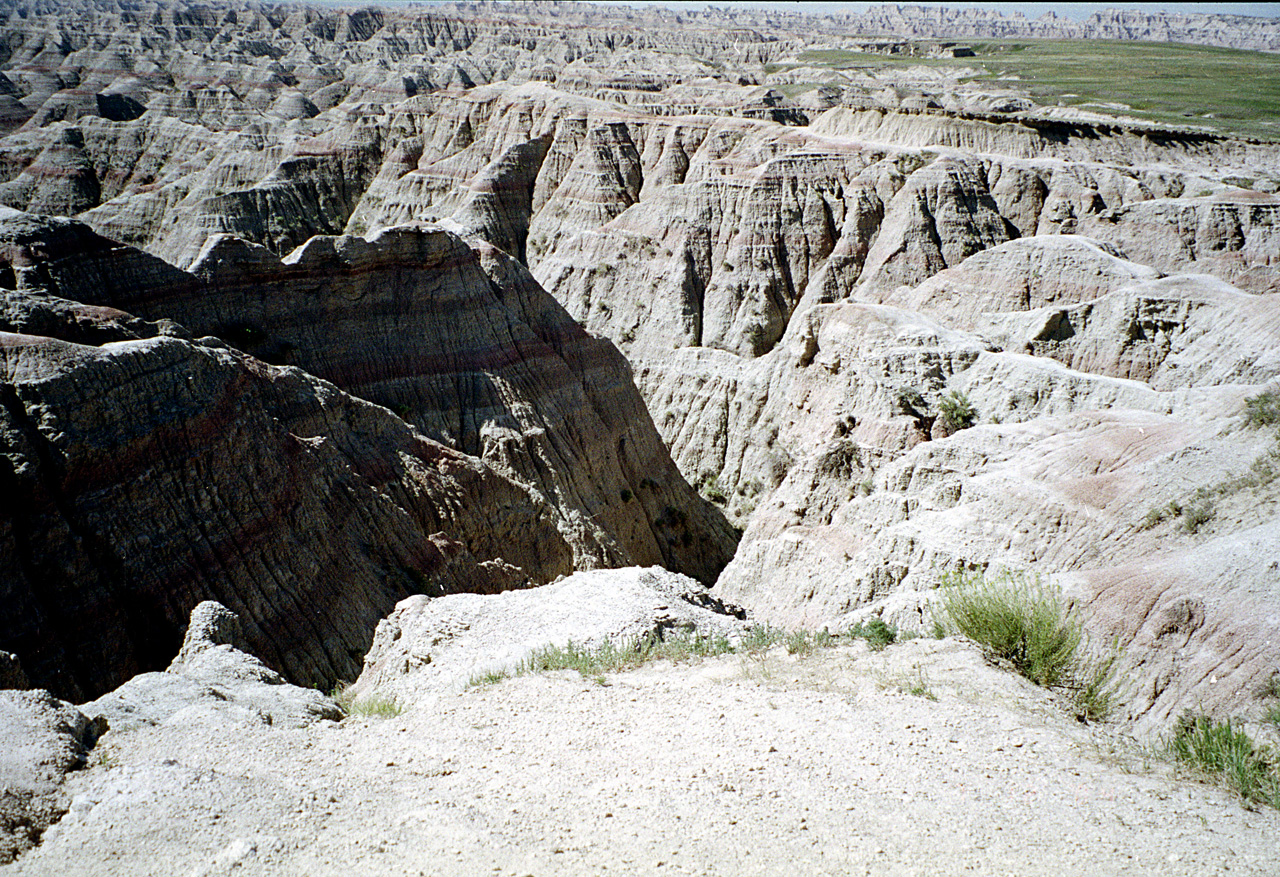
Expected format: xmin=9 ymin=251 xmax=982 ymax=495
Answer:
xmin=591 ymin=2 xmax=1280 ymax=20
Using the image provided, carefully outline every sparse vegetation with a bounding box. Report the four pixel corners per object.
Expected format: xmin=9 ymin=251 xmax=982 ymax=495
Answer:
xmin=467 ymin=616 xmax=923 ymax=688
xmin=1244 ymin=391 xmax=1280 ymax=428
xmin=699 ymin=473 xmax=728 ymax=505
xmin=1140 ymin=499 xmax=1183 ymax=530
xmin=936 ymin=390 xmax=977 ymax=432
xmin=785 ymin=628 xmax=836 ymax=656
xmin=1180 ymin=491 xmax=1215 ymax=534
xmin=849 ymin=617 xmax=898 ymax=652
xmin=333 ymin=683 xmax=405 ymax=718
xmin=894 ymin=386 xmax=927 ymax=416
xmin=1071 ymin=649 xmax=1124 ymax=725
xmin=904 ymin=665 xmax=937 ymax=700
xmin=936 ymin=570 xmax=1122 ymax=720
xmin=470 ymin=626 xmax=782 ymax=686
xmin=1168 ymin=712 xmax=1280 ymax=808
xmin=1261 ymin=675 xmax=1280 ymax=732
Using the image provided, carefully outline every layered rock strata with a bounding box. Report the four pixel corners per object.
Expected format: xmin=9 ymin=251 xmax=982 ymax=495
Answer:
xmin=0 ymin=285 xmax=572 ymax=699
xmin=0 ymin=202 xmax=734 ymax=700
xmin=0 ymin=211 xmax=735 ymax=588
xmin=0 ymin=0 xmax=1275 ymax=734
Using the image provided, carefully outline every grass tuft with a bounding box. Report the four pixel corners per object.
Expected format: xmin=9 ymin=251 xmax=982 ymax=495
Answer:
xmin=848 ymin=617 xmax=898 ymax=652
xmin=1168 ymin=712 xmax=1280 ymax=808
xmin=332 ymin=683 xmax=404 ymax=718
xmin=785 ymin=629 xmax=836 ymax=656
xmin=905 ymin=665 xmax=937 ymax=701
xmin=1244 ymin=391 xmax=1280 ymax=428
xmin=936 ymin=390 xmax=977 ymax=432
xmin=1265 ymin=703 xmax=1280 ymax=733
xmin=935 ymin=570 xmax=1122 ymax=720
xmin=936 ymin=570 xmax=1079 ymax=687
xmin=1071 ymin=649 xmax=1125 ymax=724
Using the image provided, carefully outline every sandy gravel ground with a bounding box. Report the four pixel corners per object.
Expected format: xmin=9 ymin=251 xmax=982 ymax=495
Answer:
xmin=7 ymin=638 xmax=1278 ymax=877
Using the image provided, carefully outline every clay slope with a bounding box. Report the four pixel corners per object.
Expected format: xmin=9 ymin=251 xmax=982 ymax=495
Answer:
xmin=709 ymin=238 xmax=1280 ymax=732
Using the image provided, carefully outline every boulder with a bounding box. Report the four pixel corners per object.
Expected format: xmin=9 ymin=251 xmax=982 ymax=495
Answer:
xmin=0 ymin=689 xmax=102 ymax=864
xmin=352 ymin=567 xmax=750 ymax=701
xmin=82 ymin=602 xmax=345 ymax=732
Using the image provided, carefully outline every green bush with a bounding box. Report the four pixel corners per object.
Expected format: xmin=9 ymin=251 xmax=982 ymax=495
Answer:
xmin=699 ymin=474 xmax=728 ymax=505
xmin=849 ymin=617 xmax=898 ymax=652
xmin=936 ymin=570 xmax=1123 ymax=720
xmin=937 ymin=570 xmax=1079 ymax=687
xmin=1244 ymin=391 xmax=1280 ymax=428
xmin=936 ymin=390 xmax=977 ymax=432
xmin=1169 ymin=712 xmax=1280 ymax=808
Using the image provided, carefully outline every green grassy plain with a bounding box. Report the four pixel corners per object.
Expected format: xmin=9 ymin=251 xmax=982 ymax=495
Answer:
xmin=794 ymin=39 xmax=1280 ymax=141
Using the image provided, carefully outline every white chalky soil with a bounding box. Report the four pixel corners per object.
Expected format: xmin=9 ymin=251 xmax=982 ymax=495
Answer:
xmin=11 ymin=639 xmax=1279 ymax=876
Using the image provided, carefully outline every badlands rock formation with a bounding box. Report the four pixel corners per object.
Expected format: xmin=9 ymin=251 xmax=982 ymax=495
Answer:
xmin=0 ymin=0 xmax=1278 ymax=871
xmin=0 ymin=688 xmax=102 ymax=864
xmin=351 ymin=566 xmax=749 ymax=701
xmin=0 ymin=0 xmax=1275 ymax=768
xmin=0 ymin=209 xmax=735 ymax=699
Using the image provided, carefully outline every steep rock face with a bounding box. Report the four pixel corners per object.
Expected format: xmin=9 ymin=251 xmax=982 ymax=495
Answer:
xmin=854 ymin=155 xmax=1010 ymax=295
xmin=0 ymin=0 xmax=1276 ymax=736
xmin=1 ymin=212 xmax=735 ymax=584
xmin=82 ymin=115 xmax=387 ymax=269
xmin=0 ymin=295 xmax=575 ymax=700
xmin=1078 ymin=192 xmax=1280 ymax=295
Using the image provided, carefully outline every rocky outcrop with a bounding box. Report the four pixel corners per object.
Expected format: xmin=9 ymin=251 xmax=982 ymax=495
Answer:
xmin=0 ymin=293 xmax=572 ymax=700
xmin=0 ymin=689 xmax=102 ymax=864
xmin=351 ymin=566 xmax=750 ymax=700
xmin=0 ymin=0 xmax=1276 ymax=738
xmin=0 ymin=207 xmax=734 ymax=700
xmin=826 ymin=6 xmax=1280 ymax=52
xmin=706 ymin=245 xmax=1280 ymax=731
xmin=83 ymin=602 xmax=345 ymax=732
